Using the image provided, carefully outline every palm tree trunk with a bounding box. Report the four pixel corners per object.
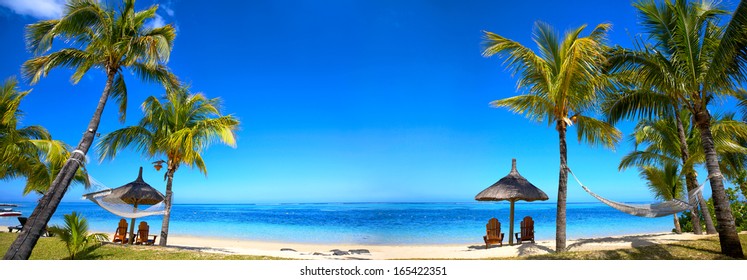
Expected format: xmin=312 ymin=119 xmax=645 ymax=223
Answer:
xmin=159 ymin=166 xmax=175 ymax=246
xmin=698 ymin=192 xmax=717 ymax=234
xmin=674 ymin=112 xmax=705 ymax=234
xmin=556 ymin=120 xmax=568 ymax=253
xmin=3 ymin=70 xmax=116 ymax=260
xmin=693 ymin=108 xmax=744 ymax=258
xmin=673 ymin=214 xmax=682 ymax=234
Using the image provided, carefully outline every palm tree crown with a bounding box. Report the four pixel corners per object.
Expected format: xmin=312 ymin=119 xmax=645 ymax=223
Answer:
xmin=23 ymin=0 xmax=178 ymax=121
xmin=483 ymin=22 xmax=620 ymax=147
xmin=0 ymin=77 xmax=89 ymax=195
xmin=97 ymin=86 xmax=240 ymax=174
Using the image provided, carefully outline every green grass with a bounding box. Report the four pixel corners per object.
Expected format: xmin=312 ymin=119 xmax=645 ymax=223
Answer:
xmin=2 ymin=232 xmax=747 ymax=260
xmin=493 ymin=233 xmax=747 ymax=260
xmin=0 ymin=232 xmax=288 ymax=260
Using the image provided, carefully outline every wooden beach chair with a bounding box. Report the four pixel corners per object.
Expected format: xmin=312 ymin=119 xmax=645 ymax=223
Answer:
xmin=483 ymin=217 xmax=505 ymax=249
xmin=9 ymin=217 xmax=53 ymax=237
xmin=135 ymin=221 xmax=157 ymax=245
xmin=112 ymin=219 xmax=129 ymax=244
xmin=514 ymin=216 xmax=535 ymax=244
xmin=7 ymin=217 xmax=27 ymax=232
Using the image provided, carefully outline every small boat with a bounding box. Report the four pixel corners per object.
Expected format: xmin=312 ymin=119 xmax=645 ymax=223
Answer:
xmin=0 ymin=211 xmax=22 ymax=217
xmin=0 ymin=204 xmax=21 ymax=216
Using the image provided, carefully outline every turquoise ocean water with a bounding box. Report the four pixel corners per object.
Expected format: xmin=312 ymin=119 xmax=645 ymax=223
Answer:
xmin=0 ymin=202 xmax=675 ymax=244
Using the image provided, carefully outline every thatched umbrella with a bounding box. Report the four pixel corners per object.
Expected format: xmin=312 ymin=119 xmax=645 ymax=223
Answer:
xmin=103 ymin=167 xmax=165 ymax=244
xmin=475 ymin=159 xmax=548 ymax=245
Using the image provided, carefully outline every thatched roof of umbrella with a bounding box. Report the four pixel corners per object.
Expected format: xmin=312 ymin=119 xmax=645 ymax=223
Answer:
xmin=475 ymin=159 xmax=548 ymax=245
xmin=475 ymin=159 xmax=548 ymax=202
xmin=102 ymin=167 xmax=165 ymax=205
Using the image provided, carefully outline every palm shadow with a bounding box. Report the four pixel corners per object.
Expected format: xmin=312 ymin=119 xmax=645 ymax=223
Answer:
xmin=71 ymin=243 xmax=108 ymax=260
xmin=466 ymin=242 xmax=554 ymax=256
xmin=565 ymin=233 xmax=671 ymax=251
xmin=516 ymin=242 xmax=554 ymax=255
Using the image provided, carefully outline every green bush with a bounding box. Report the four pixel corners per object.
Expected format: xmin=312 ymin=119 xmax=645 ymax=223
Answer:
xmin=47 ymin=212 xmax=108 ymax=259
xmin=678 ymin=187 xmax=747 ymax=233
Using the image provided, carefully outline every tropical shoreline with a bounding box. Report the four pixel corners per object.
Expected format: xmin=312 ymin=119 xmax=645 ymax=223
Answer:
xmin=143 ymin=231 xmax=716 ymax=260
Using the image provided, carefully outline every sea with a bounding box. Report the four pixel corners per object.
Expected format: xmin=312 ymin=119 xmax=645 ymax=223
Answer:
xmin=0 ymin=202 xmax=676 ymax=245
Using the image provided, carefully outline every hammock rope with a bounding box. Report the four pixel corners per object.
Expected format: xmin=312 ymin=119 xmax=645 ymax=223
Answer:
xmin=567 ymin=167 xmax=705 ymax=218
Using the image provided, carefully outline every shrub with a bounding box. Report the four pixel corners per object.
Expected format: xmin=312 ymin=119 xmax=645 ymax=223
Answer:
xmin=678 ymin=187 xmax=747 ymax=233
xmin=47 ymin=212 xmax=108 ymax=259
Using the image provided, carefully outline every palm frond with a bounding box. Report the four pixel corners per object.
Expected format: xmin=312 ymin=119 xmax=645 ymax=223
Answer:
xmin=130 ymin=62 xmax=179 ymax=89
xmin=95 ymin=126 xmax=154 ymax=161
xmin=490 ymin=94 xmax=555 ymax=126
xmin=602 ymin=87 xmax=675 ymax=125
xmin=482 ymin=30 xmax=552 ymax=96
xmin=705 ymin=0 xmax=747 ymax=87
xmin=22 ymin=48 xmax=93 ymax=84
xmin=110 ymin=72 xmax=128 ymax=123
xmin=574 ymin=115 xmax=621 ymax=149
xmin=619 ymin=150 xmax=679 ymax=171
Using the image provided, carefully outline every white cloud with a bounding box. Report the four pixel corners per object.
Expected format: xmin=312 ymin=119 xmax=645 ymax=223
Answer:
xmin=157 ymin=0 xmax=174 ymax=16
xmin=0 ymin=0 xmax=66 ymax=19
xmin=145 ymin=13 xmax=166 ymax=29
xmin=164 ymin=6 xmax=174 ymax=17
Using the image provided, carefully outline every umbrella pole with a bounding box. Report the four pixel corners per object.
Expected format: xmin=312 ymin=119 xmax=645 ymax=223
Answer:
xmin=129 ymin=203 xmax=138 ymax=245
xmin=509 ymin=200 xmax=515 ymax=245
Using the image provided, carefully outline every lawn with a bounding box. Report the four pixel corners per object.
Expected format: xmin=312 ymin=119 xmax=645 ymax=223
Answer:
xmin=496 ymin=233 xmax=747 ymax=260
xmin=0 ymin=232 xmax=287 ymax=260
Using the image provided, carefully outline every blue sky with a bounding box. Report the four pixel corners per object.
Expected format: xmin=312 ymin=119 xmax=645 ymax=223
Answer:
xmin=0 ymin=0 xmax=741 ymax=204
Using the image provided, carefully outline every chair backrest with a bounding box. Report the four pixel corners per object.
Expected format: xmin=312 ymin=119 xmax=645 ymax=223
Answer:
xmin=115 ymin=219 xmax=127 ymax=234
xmin=486 ymin=217 xmax=502 ymax=238
xmin=520 ymin=216 xmax=534 ymax=239
xmin=18 ymin=217 xmax=27 ymax=226
xmin=137 ymin=221 xmax=150 ymax=243
xmin=113 ymin=219 xmax=128 ymax=242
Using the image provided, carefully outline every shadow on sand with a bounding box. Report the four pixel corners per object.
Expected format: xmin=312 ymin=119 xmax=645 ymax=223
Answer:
xmin=466 ymin=242 xmax=554 ymax=256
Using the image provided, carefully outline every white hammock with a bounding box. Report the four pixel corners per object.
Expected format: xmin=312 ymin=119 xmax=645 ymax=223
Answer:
xmin=82 ymin=176 xmax=166 ymax=219
xmin=567 ymin=167 xmax=703 ymax=218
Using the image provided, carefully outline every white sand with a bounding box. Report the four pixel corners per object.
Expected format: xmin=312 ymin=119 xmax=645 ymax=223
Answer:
xmin=141 ymin=231 xmax=714 ymax=260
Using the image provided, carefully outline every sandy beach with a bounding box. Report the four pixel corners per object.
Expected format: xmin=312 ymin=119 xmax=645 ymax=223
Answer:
xmin=142 ymin=232 xmax=715 ymax=260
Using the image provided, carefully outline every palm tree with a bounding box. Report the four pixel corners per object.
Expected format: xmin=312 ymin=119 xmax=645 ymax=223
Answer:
xmin=482 ymin=22 xmax=621 ymax=252
xmin=97 ymin=86 xmax=239 ymax=246
xmin=638 ymin=164 xmax=686 ymax=233
xmin=4 ymin=0 xmax=178 ymax=260
xmin=47 ymin=212 xmax=108 ymax=260
xmin=603 ymin=73 xmax=717 ymax=234
xmin=617 ymin=113 xmax=747 ymax=232
xmin=609 ymin=0 xmax=747 ymax=257
xmin=0 ymin=76 xmax=89 ymax=195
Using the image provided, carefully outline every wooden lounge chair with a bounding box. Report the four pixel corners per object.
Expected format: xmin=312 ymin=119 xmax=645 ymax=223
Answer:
xmin=7 ymin=217 xmax=27 ymax=233
xmin=112 ymin=219 xmax=129 ymax=244
xmin=483 ymin=217 xmax=505 ymax=249
xmin=135 ymin=221 xmax=157 ymax=245
xmin=514 ymin=216 xmax=535 ymax=244
xmin=9 ymin=217 xmax=53 ymax=237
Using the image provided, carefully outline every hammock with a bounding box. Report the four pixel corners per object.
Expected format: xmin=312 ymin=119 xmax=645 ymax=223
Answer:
xmin=567 ymin=167 xmax=704 ymax=218
xmin=82 ymin=176 xmax=166 ymax=219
